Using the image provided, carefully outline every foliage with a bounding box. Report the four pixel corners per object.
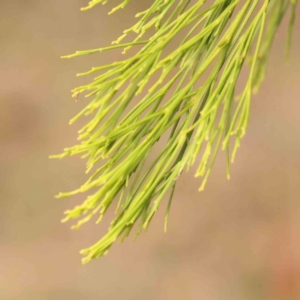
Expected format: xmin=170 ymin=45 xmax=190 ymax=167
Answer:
xmin=52 ymin=0 xmax=298 ymax=264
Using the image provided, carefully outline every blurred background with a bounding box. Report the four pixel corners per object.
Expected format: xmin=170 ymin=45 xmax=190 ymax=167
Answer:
xmin=1 ymin=1 xmax=300 ymax=299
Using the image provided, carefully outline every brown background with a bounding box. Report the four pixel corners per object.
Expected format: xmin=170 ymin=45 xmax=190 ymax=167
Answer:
xmin=1 ymin=1 xmax=300 ymax=299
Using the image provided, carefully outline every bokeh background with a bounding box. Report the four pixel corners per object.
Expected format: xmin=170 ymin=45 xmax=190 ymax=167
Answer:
xmin=1 ymin=1 xmax=300 ymax=299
